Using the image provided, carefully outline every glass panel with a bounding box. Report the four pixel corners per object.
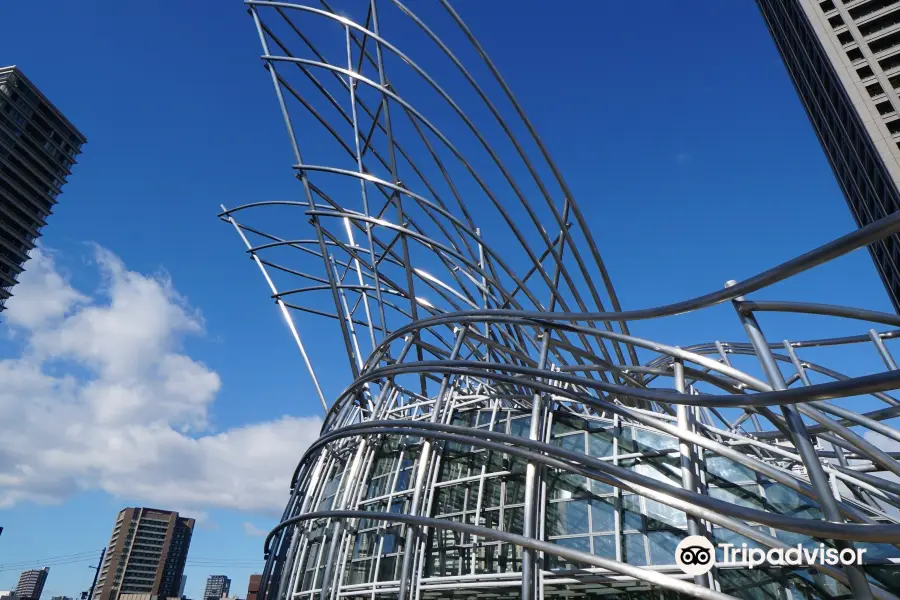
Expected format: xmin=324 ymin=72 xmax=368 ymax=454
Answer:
xmin=395 ymin=468 xmax=411 ymax=491
xmin=865 ymin=566 xmax=900 ymax=595
xmin=857 ymin=541 xmax=900 ymax=560
xmin=706 ymin=455 xmax=757 ymax=485
xmin=718 ymin=568 xmax=789 ymax=600
xmin=590 ymin=497 xmax=615 ymax=532
xmin=345 ymin=560 xmax=372 ymax=585
xmin=635 ymin=460 xmax=679 ymax=485
xmin=622 ymin=495 xmax=643 ymax=531
xmin=353 ymin=531 xmax=377 ymax=559
xmin=546 ymin=499 xmax=590 ymax=536
xmin=764 ymin=483 xmax=822 ymax=519
xmin=648 ymin=530 xmax=684 ymax=566
xmin=643 ymin=498 xmax=687 ymax=529
xmin=554 ymin=433 xmax=585 ymax=453
xmin=591 ymin=534 xmax=616 ymax=559
xmin=590 ymin=477 xmax=613 ymax=495
xmin=504 ymin=507 xmax=524 ymax=535
xmin=506 ymin=477 xmax=526 ymax=504
xmin=709 ymin=485 xmax=765 ymax=511
xmin=552 ymin=418 xmax=583 ymax=437
xmin=474 ymin=543 xmax=502 ymax=574
xmin=377 ymin=555 xmax=397 ymax=581
xmin=481 ymin=509 xmax=499 ymax=530
xmin=625 ymin=533 xmax=647 ymax=566
xmin=618 ymin=427 xmax=634 ymax=452
xmin=634 ymin=428 xmax=678 ymax=452
xmin=548 ymin=470 xmax=588 ymax=500
xmin=509 ymin=416 xmax=531 ymax=438
xmin=588 ymin=429 xmax=614 ymax=458
xmin=483 ymin=478 xmax=501 ymax=508
xmin=548 ymin=536 xmax=590 ymax=569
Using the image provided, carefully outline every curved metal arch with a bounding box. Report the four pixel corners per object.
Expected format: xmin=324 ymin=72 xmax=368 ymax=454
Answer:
xmin=301 ymin=422 xmax=897 ymax=541
xmin=737 ymin=299 xmax=900 ymax=328
xmin=276 ymin=428 xmax=897 ymax=598
xmin=251 ymin=2 xmax=618 ymax=325
xmin=322 ymin=371 xmax=878 ymax=526
xmin=226 ymin=3 xmax=900 ymax=600
xmin=359 ymin=208 xmax=900 ymax=340
xmin=349 ymin=359 xmax=900 ymax=409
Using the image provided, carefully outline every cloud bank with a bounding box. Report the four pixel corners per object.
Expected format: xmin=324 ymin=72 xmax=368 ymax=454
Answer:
xmin=0 ymin=247 xmax=322 ymax=514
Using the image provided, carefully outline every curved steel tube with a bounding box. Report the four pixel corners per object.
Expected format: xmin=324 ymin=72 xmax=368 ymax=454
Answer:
xmin=225 ymin=3 xmax=900 ymax=600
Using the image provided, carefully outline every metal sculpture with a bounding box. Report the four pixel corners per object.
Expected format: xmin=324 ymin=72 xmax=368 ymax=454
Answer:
xmin=222 ymin=2 xmax=900 ymax=598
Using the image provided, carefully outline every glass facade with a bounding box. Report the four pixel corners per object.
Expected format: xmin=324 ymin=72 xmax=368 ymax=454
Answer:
xmin=270 ymin=407 xmax=899 ymax=600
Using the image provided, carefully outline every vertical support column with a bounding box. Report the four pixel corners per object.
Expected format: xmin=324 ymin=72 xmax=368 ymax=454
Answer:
xmin=728 ymin=282 xmax=873 ymax=599
xmin=522 ymin=335 xmax=551 ymax=600
xmin=343 ymin=23 xmax=386 ymax=346
xmin=783 ymin=342 xmax=879 ymax=508
xmin=673 ymin=358 xmax=708 ymax=588
xmin=398 ymin=328 xmax=467 ymax=600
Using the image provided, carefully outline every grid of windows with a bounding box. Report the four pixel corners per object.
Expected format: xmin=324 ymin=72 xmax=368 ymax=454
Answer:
xmin=757 ymin=0 xmax=900 ymax=313
xmin=0 ymin=66 xmax=84 ymax=311
xmin=280 ymin=405 xmax=899 ymax=600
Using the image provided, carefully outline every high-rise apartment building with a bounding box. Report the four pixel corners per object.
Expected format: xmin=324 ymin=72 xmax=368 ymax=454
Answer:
xmin=92 ymin=508 xmax=194 ymax=600
xmin=14 ymin=568 xmax=49 ymax=600
xmin=755 ymin=1 xmax=900 ymax=312
xmin=202 ymin=577 xmax=230 ymax=600
xmin=244 ymin=576 xmax=260 ymax=600
xmin=0 ymin=66 xmax=85 ymax=312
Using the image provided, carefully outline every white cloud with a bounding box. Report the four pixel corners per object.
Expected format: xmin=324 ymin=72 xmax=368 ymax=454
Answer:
xmin=0 ymin=246 xmax=322 ymax=514
xmin=243 ymin=522 xmax=269 ymax=537
xmin=4 ymin=248 xmax=88 ymax=329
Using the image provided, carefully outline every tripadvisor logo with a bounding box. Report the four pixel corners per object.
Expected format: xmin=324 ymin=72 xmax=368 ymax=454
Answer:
xmin=674 ymin=536 xmax=867 ymax=575
xmin=675 ymin=536 xmax=716 ymax=576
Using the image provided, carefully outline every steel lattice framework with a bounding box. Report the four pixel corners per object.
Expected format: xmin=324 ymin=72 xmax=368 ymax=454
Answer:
xmin=222 ymin=2 xmax=900 ymax=599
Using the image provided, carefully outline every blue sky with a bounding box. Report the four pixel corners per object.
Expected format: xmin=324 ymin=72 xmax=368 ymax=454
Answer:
xmin=0 ymin=1 xmax=896 ymax=599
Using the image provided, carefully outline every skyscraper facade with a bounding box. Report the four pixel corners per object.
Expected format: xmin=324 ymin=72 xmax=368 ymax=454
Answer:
xmin=755 ymin=1 xmax=900 ymax=312
xmin=92 ymin=508 xmax=195 ymax=600
xmin=202 ymin=577 xmax=230 ymax=600
xmin=0 ymin=66 xmax=85 ymax=312
xmin=14 ymin=568 xmax=49 ymax=600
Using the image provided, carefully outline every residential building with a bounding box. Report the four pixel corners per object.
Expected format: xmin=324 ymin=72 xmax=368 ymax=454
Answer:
xmin=244 ymin=576 xmax=260 ymax=600
xmin=0 ymin=66 xmax=85 ymax=311
xmin=202 ymin=577 xmax=229 ymax=600
xmin=91 ymin=508 xmax=194 ymax=600
xmin=14 ymin=568 xmax=49 ymax=600
xmin=177 ymin=578 xmax=186 ymax=599
xmin=755 ymin=1 xmax=900 ymax=312
xmin=51 ymin=596 xmax=74 ymax=600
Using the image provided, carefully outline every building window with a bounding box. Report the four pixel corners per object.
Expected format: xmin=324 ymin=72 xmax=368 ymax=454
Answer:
xmin=877 ymin=100 xmax=897 ymax=114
